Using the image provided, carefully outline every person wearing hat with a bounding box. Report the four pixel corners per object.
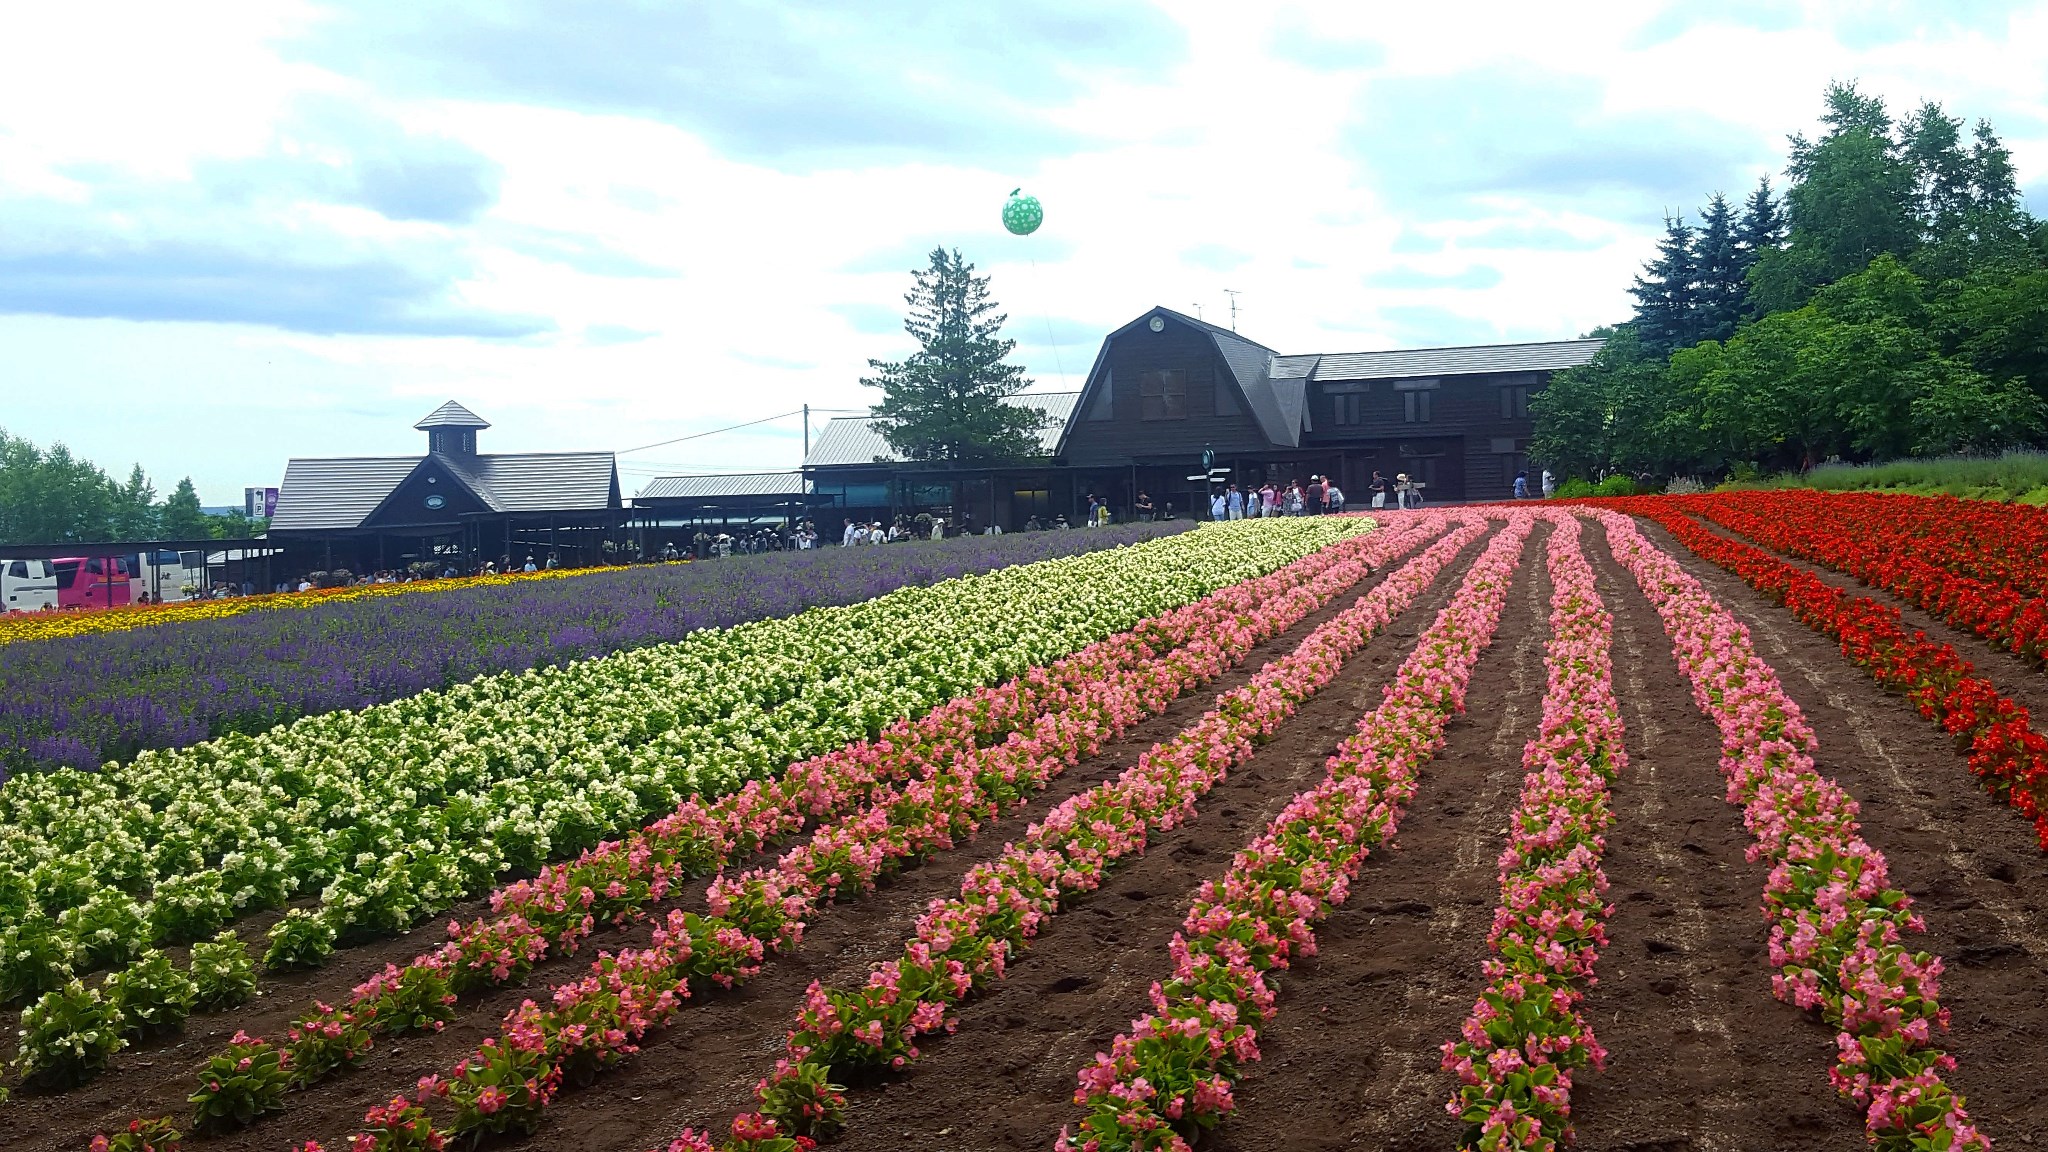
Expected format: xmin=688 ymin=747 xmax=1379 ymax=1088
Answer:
xmin=1395 ymin=472 xmax=1412 ymax=510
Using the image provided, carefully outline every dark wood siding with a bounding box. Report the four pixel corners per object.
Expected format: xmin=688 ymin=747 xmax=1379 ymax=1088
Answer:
xmin=1299 ymin=370 xmax=1550 ymax=502
xmin=363 ymin=461 xmax=489 ymax=531
xmin=1062 ymin=319 xmax=1272 ymax=467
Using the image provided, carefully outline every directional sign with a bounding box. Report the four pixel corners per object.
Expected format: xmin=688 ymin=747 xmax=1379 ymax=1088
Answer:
xmin=1201 ymin=448 xmax=1214 ymax=471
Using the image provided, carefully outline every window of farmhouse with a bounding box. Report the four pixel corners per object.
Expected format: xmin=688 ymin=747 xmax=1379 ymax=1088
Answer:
xmin=1403 ymin=389 xmax=1432 ymax=423
xmin=1141 ymin=370 xmax=1187 ymax=420
xmin=1334 ymin=392 xmax=1362 ymax=425
xmin=1499 ymin=385 xmax=1529 ymax=419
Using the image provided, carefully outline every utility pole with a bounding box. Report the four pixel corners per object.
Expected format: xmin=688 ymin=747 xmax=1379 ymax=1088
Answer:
xmin=1222 ymin=289 xmax=1241 ymax=332
xmin=1192 ymin=302 xmax=1203 ymax=321
xmin=802 ymin=404 xmax=810 ymax=458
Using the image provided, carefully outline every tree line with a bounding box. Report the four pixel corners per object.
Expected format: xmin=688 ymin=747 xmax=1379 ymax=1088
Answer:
xmin=0 ymin=427 xmax=265 ymax=546
xmin=1533 ymin=81 xmax=2048 ymax=482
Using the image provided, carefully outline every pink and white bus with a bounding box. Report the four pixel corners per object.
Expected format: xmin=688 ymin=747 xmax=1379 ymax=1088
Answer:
xmin=53 ymin=556 xmax=134 ymax=608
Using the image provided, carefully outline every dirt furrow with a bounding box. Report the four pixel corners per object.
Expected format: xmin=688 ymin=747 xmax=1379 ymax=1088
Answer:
xmin=1117 ymin=522 xmax=1546 ymax=1152
xmin=15 ymin=527 xmax=1445 ymax=1152
xmin=1567 ymin=529 xmax=1865 ymax=1151
xmin=1634 ymin=516 xmax=2048 ymax=1141
xmin=812 ymin=526 xmax=1516 ymax=1152
xmin=1680 ymin=510 xmax=2048 ymax=726
xmin=441 ymin=521 xmax=1486 ymax=1152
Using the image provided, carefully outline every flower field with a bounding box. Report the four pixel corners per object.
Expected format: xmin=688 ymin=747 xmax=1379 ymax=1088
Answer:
xmin=0 ymin=523 xmax=1191 ymax=777
xmin=4 ymin=499 xmax=2047 ymax=1150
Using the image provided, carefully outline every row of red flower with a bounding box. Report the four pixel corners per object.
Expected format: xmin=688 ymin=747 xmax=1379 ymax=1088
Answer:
xmin=1439 ymin=511 xmax=1628 ymax=1150
xmin=287 ymin=518 xmax=1451 ymax=1152
xmin=104 ymin=519 xmax=1425 ymax=1145
xmin=1680 ymin=489 xmax=2048 ymax=665
xmin=655 ymin=513 xmax=1501 ymax=1152
xmin=1598 ymin=510 xmax=1989 ymax=1151
xmin=1712 ymin=489 xmax=2048 ymax=598
xmin=1054 ymin=512 xmax=1535 ymax=1152
xmin=1598 ymin=497 xmax=2048 ymax=851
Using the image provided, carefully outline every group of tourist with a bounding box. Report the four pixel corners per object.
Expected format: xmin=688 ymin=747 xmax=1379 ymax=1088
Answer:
xmin=1204 ymin=475 xmax=1349 ymax=520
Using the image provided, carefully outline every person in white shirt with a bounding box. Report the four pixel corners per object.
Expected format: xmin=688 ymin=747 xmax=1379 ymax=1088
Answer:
xmin=1540 ymin=468 xmax=1556 ymax=499
xmin=843 ymin=519 xmax=859 ymax=547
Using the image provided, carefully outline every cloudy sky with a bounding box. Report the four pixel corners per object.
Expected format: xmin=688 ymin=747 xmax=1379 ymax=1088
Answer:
xmin=3 ymin=1 xmax=2045 ymax=501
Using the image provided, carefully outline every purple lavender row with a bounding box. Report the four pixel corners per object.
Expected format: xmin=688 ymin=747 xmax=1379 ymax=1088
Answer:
xmin=1 ymin=523 xmax=1188 ymax=778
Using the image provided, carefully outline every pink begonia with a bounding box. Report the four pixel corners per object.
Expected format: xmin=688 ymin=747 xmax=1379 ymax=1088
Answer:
xmin=1595 ymin=509 xmax=1990 ymax=1151
xmin=1055 ymin=513 xmax=1543 ymax=1149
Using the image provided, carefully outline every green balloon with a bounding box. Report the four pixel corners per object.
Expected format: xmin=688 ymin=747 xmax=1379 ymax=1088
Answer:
xmin=1002 ymin=188 xmax=1043 ymax=236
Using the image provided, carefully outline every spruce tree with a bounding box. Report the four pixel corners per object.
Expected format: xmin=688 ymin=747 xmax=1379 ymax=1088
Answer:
xmin=1693 ymin=193 xmax=1745 ymax=343
xmin=862 ymin=247 xmax=1043 ymax=463
xmin=1734 ymin=175 xmax=1785 ymax=270
xmin=1629 ymin=214 xmax=1700 ymax=356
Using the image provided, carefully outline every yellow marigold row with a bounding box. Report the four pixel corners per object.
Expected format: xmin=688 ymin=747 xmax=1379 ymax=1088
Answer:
xmin=0 ymin=564 xmax=643 ymax=647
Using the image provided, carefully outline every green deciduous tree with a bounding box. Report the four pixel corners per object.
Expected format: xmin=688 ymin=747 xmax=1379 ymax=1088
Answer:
xmin=861 ymin=247 xmax=1044 ymax=464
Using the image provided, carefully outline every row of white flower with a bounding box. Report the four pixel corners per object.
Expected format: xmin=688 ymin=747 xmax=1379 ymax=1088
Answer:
xmin=0 ymin=521 xmax=1363 ymax=996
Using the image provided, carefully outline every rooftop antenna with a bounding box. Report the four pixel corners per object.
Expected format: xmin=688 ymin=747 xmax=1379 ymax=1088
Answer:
xmin=1222 ymin=289 xmax=1241 ymax=332
xmin=1192 ymin=301 xmax=1204 ymax=321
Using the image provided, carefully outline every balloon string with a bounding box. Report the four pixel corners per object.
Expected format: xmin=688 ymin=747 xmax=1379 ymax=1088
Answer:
xmin=1027 ymin=240 xmax=1068 ymax=388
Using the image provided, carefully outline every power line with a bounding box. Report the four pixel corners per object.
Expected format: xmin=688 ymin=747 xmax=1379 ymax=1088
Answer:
xmin=617 ymin=408 xmax=863 ymax=455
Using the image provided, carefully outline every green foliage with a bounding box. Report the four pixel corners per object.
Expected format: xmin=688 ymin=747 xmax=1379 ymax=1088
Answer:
xmin=105 ymin=949 xmax=199 ymax=1038
xmin=188 ymin=930 xmax=257 ymax=1012
xmin=861 ymin=246 xmax=1044 ymax=464
xmin=60 ymin=890 xmax=150 ymax=970
xmin=262 ymin=908 xmax=337 ymax=971
xmin=0 ymin=426 xmax=250 ymax=545
xmin=92 ymin=1116 xmax=183 ymax=1152
xmin=189 ymin=1034 xmax=291 ymax=1132
xmin=148 ymin=871 xmax=234 ymax=945
xmin=0 ymin=913 xmax=77 ymax=1006
xmin=1593 ymin=476 xmax=1638 ymax=497
xmin=1789 ymin=451 xmax=2048 ymax=501
xmin=14 ymin=978 xmax=124 ymax=1087
xmin=1554 ymin=478 xmax=1597 ymax=499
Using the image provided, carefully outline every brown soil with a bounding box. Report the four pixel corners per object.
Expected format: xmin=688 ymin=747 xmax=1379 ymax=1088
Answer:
xmin=9 ymin=524 xmax=1453 ymax=1152
xmin=815 ymin=524 xmax=1527 ymax=1152
xmin=28 ymin=511 xmax=2047 ymax=1152
xmin=1565 ymin=530 xmax=1865 ymax=1151
xmin=1627 ymin=516 xmax=2048 ymax=1142
xmin=1680 ymin=510 xmax=2048 ymax=727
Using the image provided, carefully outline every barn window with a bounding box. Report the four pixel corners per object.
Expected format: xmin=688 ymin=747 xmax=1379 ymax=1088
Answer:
xmin=1499 ymin=385 xmax=1529 ymax=419
xmin=1334 ymin=393 xmax=1362 ymax=425
xmin=1403 ymin=390 xmax=1431 ymax=423
xmin=1140 ymin=371 xmax=1187 ymax=420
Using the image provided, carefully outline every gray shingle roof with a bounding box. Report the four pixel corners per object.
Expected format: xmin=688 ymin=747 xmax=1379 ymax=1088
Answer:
xmin=638 ymin=471 xmax=808 ymax=501
xmin=272 ymin=451 xmax=618 ymax=531
xmin=414 ymin=400 xmax=491 ymax=430
xmin=270 ymin=457 xmax=424 ymax=531
xmin=1311 ymin=338 xmax=1604 ymax=381
xmin=804 ymin=393 xmax=1078 ymax=467
xmin=470 ymin=452 xmax=618 ymax=512
xmin=1268 ymin=354 xmax=1320 ymax=380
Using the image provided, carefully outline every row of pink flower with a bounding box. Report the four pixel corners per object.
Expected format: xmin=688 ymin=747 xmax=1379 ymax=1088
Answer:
xmin=1438 ymin=512 xmax=1628 ymax=1150
xmin=649 ymin=511 xmax=1501 ymax=1152
xmin=132 ymin=519 xmax=1415 ymax=1146
xmin=1596 ymin=509 xmax=1991 ymax=1151
xmin=288 ymin=519 xmax=1451 ymax=1151
xmin=1053 ymin=511 xmax=1535 ymax=1152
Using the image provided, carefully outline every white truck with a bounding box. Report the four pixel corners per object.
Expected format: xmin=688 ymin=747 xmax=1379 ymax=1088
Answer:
xmin=2 ymin=558 xmax=60 ymax=612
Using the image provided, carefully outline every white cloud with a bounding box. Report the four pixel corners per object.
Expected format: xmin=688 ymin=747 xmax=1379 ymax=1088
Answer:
xmin=1 ymin=0 xmax=2045 ymax=501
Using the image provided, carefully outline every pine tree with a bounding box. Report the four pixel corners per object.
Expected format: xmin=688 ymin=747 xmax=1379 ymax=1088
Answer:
xmin=111 ymin=464 xmax=159 ymax=541
xmin=159 ymin=477 xmax=211 ymax=540
xmin=1629 ymin=214 xmax=1700 ymax=357
xmin=1734 ymin=175 xmax=1785 ymax=270
xmin=862 ymin=247 xmax=1043 ymax=463
xmin=1693 ymin=193 xmax=1744 ymax=343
